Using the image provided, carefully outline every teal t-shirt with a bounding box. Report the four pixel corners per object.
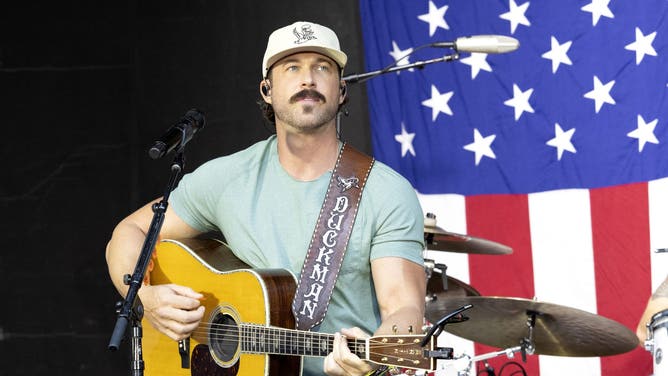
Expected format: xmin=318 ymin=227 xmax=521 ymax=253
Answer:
xmin=170 ymin=135 xmax=424 ymax=375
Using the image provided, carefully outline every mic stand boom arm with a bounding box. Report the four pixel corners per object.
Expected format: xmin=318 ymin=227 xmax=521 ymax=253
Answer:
xmin=342 ymin=52 xmax=459 ymax=83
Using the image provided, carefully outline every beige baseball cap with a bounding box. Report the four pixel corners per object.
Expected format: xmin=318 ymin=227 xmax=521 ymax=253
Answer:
xmin=261 ymin=21 xmax=348 ymax=78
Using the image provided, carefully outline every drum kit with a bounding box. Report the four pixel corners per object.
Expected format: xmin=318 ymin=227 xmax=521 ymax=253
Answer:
xmin=420 ymin=213 xmax=640 ymax=375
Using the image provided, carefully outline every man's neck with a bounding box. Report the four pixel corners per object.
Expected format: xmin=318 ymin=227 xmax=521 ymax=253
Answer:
xmin=275 ymin=125 xmax=340 ymax=181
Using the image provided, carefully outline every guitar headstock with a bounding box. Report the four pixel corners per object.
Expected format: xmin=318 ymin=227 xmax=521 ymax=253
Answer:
xmin=367 ymin=334 xmax=434 ymax=371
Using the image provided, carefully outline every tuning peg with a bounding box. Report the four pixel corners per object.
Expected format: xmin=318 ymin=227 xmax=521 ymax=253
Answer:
xmin=392 ymin=324 xmax=398 ymax=334
xmin=408 ymin=325 xmax=414 ymax=334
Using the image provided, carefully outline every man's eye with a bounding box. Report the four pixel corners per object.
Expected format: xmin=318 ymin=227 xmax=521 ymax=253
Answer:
xmin=316 ymin=65 xmax=330 ymax=72
xmin=287 ymin=65 xmax=299 ymax=71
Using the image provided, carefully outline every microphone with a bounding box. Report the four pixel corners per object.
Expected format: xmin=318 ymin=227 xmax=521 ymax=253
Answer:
xmin=432 ymin=35 xmax=520 ymax=54
xmin=148 ymin=109 xmax=206 ymax=159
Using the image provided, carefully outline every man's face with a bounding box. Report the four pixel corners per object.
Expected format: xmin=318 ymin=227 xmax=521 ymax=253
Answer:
xmin=264 ymin=52 xmax=344 ymax=133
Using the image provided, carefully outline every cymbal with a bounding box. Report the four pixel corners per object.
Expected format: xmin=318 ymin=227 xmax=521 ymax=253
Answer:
xmin=426 ymin=272 xmax=481 ymax=302
xmin=431 ymin=296 xmax=638 ymax=357
xmin=426 ymin=273 xmax=480 ymax=325
xmin=424 ymin=225 xmax=512 ymax=255
xmin=424 ymin=271 xmax=480 ymax=322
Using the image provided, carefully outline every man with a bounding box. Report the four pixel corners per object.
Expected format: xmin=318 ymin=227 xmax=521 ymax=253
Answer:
xmin=106 ymin=21 xmax=426 ymax=376
xmin=637 ymin=277 xmax=668 ymax=344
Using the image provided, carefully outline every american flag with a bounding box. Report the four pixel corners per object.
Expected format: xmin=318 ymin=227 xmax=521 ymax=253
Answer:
xmin=358 ymin=0 xmax=668 ymax=375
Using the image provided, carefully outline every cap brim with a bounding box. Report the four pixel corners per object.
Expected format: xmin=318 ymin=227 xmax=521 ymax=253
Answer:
xmin=264 ymin=46 xmax=347 ymax=77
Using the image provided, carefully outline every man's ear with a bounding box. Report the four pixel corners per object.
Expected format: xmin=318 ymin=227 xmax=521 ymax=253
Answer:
xmin=339 ymin=82 xmax=347 ymax=104
xmin=260 ymin=79 xmax=272 ymax=103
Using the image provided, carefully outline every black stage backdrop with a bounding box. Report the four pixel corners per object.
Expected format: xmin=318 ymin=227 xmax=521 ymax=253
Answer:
xmin=0 ymin=1 xmax=370 ymax=374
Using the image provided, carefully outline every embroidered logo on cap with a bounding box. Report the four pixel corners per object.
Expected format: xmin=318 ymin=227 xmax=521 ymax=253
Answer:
xmin=293 ymin=24 xmax=317 ymax=44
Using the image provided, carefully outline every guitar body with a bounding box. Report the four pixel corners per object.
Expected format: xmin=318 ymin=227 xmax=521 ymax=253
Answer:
xmin=142 ymin=238 xmax=302 ymax=376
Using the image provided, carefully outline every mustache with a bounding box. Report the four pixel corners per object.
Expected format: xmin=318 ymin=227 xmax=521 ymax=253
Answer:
xmin=289 ymin=89 xmax=326 ymax=103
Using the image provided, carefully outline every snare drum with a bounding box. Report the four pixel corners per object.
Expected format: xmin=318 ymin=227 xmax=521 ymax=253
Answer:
xmin=647 ymin=309 xmax=668 ymax=375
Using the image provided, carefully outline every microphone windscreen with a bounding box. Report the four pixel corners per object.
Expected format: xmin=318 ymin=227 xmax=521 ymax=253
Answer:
xmin=455 ymin=35 xmax=520 ymax=54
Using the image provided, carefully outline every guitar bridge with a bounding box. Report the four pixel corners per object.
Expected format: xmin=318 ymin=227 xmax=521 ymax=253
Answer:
xmin=178 ymin=338 xmax=190 ymax=368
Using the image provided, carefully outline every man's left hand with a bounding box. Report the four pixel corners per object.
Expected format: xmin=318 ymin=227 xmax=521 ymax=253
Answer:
xmin=323 ymin=327 xmax=376 ymax=376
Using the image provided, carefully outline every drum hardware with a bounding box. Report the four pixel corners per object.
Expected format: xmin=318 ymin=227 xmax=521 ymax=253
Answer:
xmin=433 ymin=296 xmax=638 ymax=357
xmin=424 ymin=264 xmax=480 ymax=323
xmin=423 ymin=213 xmax=513 ymax=255
xmin=646 ymin=309 xmax=668 ymax=375
xmin=447 ymin=345 xmax=526 ymax=376
xmin=424 ymin=258 xmax=436 ymax=280
xmin=518 ymin=311 xmax=537 ymax=362
xmin=424 ymin=260 xmax=449 ymax=292
xmin=444 ymin=310 xmax=537 ymax=376
xmin=420 ymin=304 xmax=472 ymax=349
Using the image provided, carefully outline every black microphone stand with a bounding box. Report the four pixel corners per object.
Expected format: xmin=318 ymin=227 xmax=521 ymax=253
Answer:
xmin=108 ymin=142 xmax=188 ymax=376
xmin=336 ymin=51 xmax=460 ymax=137
xmin=342 ymin=52 xmax=459 ymax=83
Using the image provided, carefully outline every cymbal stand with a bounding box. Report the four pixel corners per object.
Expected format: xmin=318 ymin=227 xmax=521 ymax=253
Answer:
xmin=520 ymin=311 xmax=537 ymax=362
xmin=447 ymin=311 xmax=538 ymax=375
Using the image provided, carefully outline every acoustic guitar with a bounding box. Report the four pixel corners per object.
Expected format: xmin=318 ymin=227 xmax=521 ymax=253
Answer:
xmin=140 ymin=238 xmax=436 ymax=375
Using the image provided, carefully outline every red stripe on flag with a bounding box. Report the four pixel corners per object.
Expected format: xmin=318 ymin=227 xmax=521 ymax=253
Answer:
xmin=466 ymin=194 xmax=539 ymax=374
xmin=590 ymin=182 xmax=653 ymax=375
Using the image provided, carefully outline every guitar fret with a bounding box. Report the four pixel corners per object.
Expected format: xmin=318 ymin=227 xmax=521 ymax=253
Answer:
xmin=238 ymin=324 xmax=366 ymax=360
xmin=293 ymin=330 xmax=299 ymax=354
xmin=305 ymin=332 xmax=312 ymax=356
xmin=250 ymin=325 xmax=255 ymax=352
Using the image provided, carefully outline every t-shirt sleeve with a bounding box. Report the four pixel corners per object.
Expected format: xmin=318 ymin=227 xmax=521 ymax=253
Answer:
xmin=366 ymin=165 xmax=425 ymax=266
xmin=169 ymin=161 xmax=222 ymax=233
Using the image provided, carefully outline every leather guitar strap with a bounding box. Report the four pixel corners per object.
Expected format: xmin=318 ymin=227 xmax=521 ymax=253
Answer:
xmin=291 ymin=143 xmax=375 ymax=330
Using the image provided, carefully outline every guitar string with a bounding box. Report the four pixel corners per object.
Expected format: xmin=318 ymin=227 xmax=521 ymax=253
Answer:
xmin=178 ymin=321 xmax=428 ymax=363
xmin=186 ymin=332 xmax=424 ymax=365
xmin=190 ymin=322 xmax=423 ymax=348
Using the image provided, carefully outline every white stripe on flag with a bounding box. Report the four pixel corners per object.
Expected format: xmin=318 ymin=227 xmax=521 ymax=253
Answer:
xmin=650 ymin=177 xmax=668 ymax=292
xmin=417 ymin=193 xmax=475 ymax=375
xmin=528 ymin=189 xmax=601 ymax=376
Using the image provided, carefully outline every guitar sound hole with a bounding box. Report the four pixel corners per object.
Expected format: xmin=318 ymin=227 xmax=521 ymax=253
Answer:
xmin=208 ymin=311 xmax=239 ymax=365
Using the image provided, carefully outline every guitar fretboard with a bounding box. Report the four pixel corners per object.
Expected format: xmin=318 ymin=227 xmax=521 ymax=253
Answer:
xmin=240 ymin=323 xmax=366 ymax=358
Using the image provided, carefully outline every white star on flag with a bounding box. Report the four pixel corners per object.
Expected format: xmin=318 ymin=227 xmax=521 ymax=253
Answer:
xmin=504 ymin=84 xmax=534 ymax=121
xmin=581 ymin=0 xmax=614 ymax=26
xmin=421 ymin=85 xmax=454 ymax=121
xmin=460 ymin=53 xmax=492 ymax=79
xmin=625 ymin=27 xmax=658 ymax=65
xmin=627 ymin=115 xmax=659 ymax=152
xmin=541 ymin=36 xmax=573 ymax=73
xmin=463 ymin=128 xmax=496 ymax=165
xmin=546 ymin=123 xmax=576 ymax=160
xmin=583 ymin=75 xmax=616 ymax=113
xmin=389 ymin=41 xmax=414 ymax=73
xmin=394 ymin=123 xmax=416 ymax=157
xmin=417 ymin=0 xmax=449 ymax=37
xmin=499 ymin=0 xmax=531 ymax=34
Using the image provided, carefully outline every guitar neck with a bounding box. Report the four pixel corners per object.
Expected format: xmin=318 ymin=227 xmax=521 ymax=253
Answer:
xmin=240 ymin=323 xmax=366 ymax=359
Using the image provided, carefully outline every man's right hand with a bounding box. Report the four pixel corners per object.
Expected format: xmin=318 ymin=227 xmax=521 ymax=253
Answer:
xmin=138 ymin=284 xmax=205 ymax=341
